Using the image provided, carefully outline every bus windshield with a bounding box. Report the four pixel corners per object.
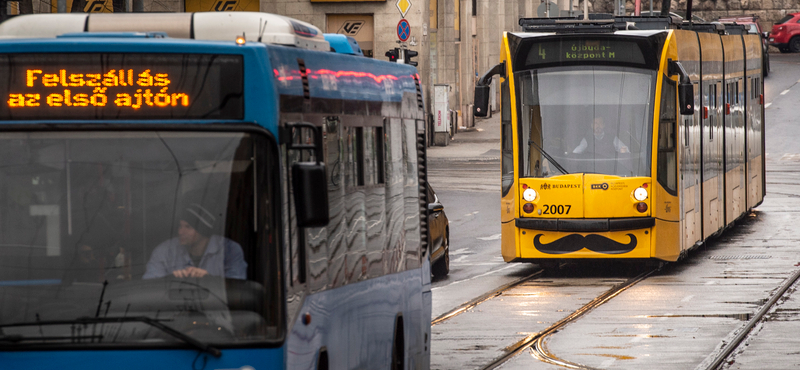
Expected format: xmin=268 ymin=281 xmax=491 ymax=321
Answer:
xmin=0 ymin=131 xmax=280 ymax=347
xmin=517 ymin=66 xmax=655 ymax=178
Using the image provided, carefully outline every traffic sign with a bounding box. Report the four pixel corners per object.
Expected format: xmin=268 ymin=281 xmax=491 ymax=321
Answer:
xmin=396 ymin=0 xmax=411 ymax=18
xmin=397 ymin=19 xmax=410 ymax=42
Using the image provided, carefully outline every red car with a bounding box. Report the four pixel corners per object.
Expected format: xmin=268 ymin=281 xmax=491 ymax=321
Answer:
xmin=769 ymin=12 xmax=800 ymax=53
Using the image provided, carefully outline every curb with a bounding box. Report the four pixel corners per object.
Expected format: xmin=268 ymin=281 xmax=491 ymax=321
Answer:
xmin=428 ymin=157 xmax=501 ymax=162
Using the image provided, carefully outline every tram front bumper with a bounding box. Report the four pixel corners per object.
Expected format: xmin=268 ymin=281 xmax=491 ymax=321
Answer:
xmin=516 ymin=217 xmax=654 ymax=258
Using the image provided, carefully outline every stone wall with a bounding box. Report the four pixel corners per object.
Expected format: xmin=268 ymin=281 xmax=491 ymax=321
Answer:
xmin=587 ymin=0 xmax=800 ymax=29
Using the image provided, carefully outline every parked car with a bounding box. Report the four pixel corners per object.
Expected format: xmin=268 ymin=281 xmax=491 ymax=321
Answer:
xmin=769 ymin=12 xmax=800 ymax=53
xmin=426 ymin=183 xmax=450 ymax=278
xmin=719 ymin=15 xmax=770 ymax=76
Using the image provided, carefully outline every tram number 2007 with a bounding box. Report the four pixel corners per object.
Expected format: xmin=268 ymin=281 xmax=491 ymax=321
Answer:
xmin=542 ymin=204 xmax=571 ymax=215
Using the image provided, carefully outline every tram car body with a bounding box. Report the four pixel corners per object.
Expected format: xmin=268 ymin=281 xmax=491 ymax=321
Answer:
xmin=478 ymin=17 xmax=765 ymax=264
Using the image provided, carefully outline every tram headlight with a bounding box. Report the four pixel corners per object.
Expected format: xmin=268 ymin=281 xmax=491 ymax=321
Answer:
xmin=523 ymin=188 xmax=537 ymax=202
xmin=636 ymin=202 xmax=648 ymax=213
xmin=633 ymin=187 xmax=648 ymax=201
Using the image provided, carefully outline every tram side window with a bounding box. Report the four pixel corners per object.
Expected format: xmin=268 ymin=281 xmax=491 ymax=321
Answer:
xmin=501 ymin=78 xmax=514 ymax=195
xmin=658 ymin=76 xmax=678 ymax=195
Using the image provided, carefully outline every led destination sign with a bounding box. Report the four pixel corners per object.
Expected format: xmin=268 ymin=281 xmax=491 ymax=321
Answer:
xmin=0 ymin=54 xmax=244 ymax=120
xmin=518 ymin=37 xmax=658 ymax=70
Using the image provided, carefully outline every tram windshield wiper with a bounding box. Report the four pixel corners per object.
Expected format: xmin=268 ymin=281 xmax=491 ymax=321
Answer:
xmin=0 ymin=316 xmax=221 ymax=357
xmin=528 ymin=139 xmax=569 ymax=175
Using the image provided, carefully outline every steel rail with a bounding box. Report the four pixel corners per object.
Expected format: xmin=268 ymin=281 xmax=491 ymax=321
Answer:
xmin=482 ymin=269 xmax=656 ymax=370
xmin=705 ymin=267 xmax=800 ymax=370
xmin=431 ymin=269 xmax=543 ymax=326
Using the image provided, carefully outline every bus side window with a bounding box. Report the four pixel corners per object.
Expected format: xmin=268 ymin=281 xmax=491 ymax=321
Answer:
xmin=658 ymin=76 xmax=678 ymax=195
xmin=501 ymin=78 xmax=513 ymax=195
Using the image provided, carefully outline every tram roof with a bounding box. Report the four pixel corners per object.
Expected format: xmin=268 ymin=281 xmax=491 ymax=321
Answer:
xmin=509 ymin=29 xmax=669 ymax=38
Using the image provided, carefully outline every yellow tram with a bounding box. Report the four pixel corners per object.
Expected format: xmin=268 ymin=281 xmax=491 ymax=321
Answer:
xmin=474 ymin=16 xmax=765 ymax=267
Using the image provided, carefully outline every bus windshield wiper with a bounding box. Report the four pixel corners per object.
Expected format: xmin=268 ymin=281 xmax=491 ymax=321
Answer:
xmin=0 ymin=333 xmax=103 ymax=343
xmin=0 ymin=316 xmax=221 ymax=357
xmin=528 ymin=139 xmax=569 ymax=175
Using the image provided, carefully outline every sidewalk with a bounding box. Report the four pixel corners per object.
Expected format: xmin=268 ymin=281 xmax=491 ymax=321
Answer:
xmin=426 ymin=113 xmax=501 ymax=162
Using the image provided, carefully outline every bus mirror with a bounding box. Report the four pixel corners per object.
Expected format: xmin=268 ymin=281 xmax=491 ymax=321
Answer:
xmin=474 ymin=85 xmax=490 ymax=117
xmin=292 ymin=162 xmax=329 ymax=228
xmin=678 ymin=83 xmax=694 ymax=115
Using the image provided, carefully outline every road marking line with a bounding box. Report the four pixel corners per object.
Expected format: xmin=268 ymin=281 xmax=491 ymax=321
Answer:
xmin=477 ymin=233 xmax=502 ymax=241
xmin=600 ymin=359 xmax=616 ymax=368
xmin=682 ymin=295 xmax=695 ymax=302
xmin=781 ymin=89 xmax=790 ymax=95
xmin=765 ymin=103 xmax=772 ymax=108
xmin=431 ymin=264 xmax=518 ymax=291
xmin=705 ymin=281 xmax=716 ymax=285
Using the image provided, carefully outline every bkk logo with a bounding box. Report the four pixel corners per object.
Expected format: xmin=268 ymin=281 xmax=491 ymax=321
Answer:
xmin=338 ymin=21 xmax=365 ymax=36
xmin=213 ymin=0 xmax=238 ymax=11
xmin=590 ymin=183 xmax=609 ymax=190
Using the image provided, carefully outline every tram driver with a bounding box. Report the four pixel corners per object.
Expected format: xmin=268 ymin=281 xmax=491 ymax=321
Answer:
xmin=143 ymin=203 xmax=247 ymax=280
xmin=572 ymin=116 xmax=629 ymax=156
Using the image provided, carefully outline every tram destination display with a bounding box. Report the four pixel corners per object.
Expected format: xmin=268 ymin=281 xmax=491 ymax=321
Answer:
xmin=517 ymin=36 xmax=660 ymax=70
xmin=0 ymin=53 xmax=243 ymax=120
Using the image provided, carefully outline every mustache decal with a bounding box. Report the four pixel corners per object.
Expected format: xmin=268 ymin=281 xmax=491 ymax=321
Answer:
xmin=533 ymin=233 xmax=637 ymax=255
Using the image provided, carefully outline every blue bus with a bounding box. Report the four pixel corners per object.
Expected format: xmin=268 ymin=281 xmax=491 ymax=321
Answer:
xmin=0 ymin=12 xmax=431 ymax=369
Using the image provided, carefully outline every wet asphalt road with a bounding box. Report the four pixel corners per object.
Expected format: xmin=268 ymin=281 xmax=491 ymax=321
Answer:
xmin=427 ymin=52 xmax=800 ymax=369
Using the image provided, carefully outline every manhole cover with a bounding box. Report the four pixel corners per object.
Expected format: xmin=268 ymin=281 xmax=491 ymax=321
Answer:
xmin=709 ymin=255 xmax=772 ymax=260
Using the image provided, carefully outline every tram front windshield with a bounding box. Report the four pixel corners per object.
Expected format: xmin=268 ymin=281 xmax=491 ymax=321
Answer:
xmin=0 ymin=131 xmax=280 ymax=348
xmin=517 ymin=66 xmax=655 ymax=178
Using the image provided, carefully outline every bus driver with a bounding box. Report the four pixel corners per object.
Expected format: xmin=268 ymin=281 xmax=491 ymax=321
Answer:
xmin=143 ymin=203 xmax=247 ymax=280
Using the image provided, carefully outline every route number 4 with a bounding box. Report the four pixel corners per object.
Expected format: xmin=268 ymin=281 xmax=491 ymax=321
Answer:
xmin=538 ymin=45 xmax=546 ymax=59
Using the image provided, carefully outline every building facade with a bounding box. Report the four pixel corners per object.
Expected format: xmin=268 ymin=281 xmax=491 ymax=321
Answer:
xmin=8 ymin=0 xmax=797 ymax=131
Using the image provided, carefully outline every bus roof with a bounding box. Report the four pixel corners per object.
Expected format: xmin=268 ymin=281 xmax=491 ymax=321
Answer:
xmin=0 ymin=12 xmax=329 ymax=51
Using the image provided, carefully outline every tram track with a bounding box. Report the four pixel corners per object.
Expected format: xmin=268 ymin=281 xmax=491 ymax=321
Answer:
xmin=702 ymin=267 xmax=800 ymax=370
xmin=431 ymin=269 xmax=543 ymax=326
xmin=481 ymin=269 xmax=657 ymax=370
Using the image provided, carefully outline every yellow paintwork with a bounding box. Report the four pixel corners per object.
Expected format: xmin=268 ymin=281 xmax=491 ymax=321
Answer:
xmin=500 ymin=31 xmax=520 ymax=260
xmin=518 ymin=175 xmax=651 ymax=219
xmin=500 ymin=27 xmax=764 ymax=263
xmin=518 ymin=228 xmax=652 ymax=259
xmin=652 ymin=219 xmax=680 ymax=261
xmin=501 ymin=220 xmax=518 ymax=262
